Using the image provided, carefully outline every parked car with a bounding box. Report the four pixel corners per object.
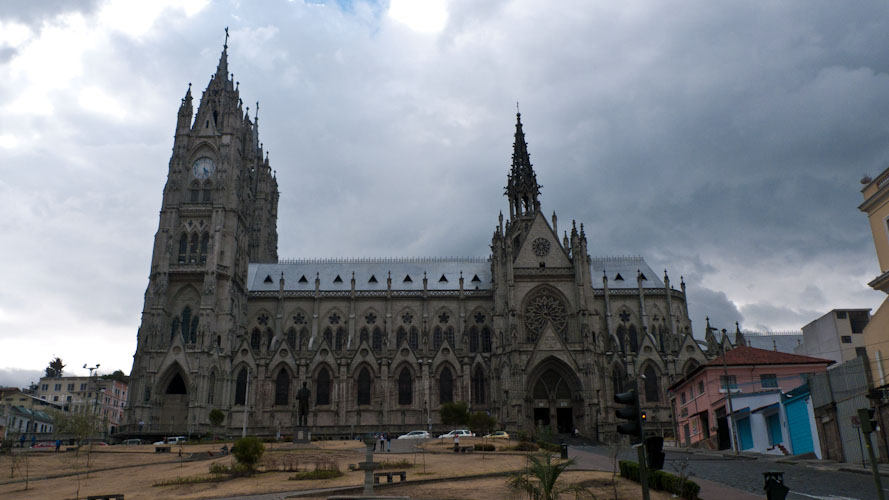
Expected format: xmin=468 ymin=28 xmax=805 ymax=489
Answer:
xmin=483 ymin=431 xmax=510 ymax=440
xmin=438 ymin=429 xmax=474 ymax=438
xmin=32 ymin=441 xmax=55 ymax=448
xmin=153 ymin=436 xmax=188 ymax=445
xmin=119 ymin=439 xmax=143 ymax=445
xmin=397 ymin=430 xmax=431 ymax=440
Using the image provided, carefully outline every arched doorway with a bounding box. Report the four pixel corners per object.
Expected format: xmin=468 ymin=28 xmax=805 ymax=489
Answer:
xmin=527 ymin=358 xmax=582 ymax=434
xmin=159 ymin=368 xmax=189 ymax=434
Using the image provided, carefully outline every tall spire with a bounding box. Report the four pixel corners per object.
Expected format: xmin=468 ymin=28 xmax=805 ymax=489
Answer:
xmin=215 ymin=27 xmax=229 ymax=80
xmin=505 ymin=109 xmax=541 ymax=220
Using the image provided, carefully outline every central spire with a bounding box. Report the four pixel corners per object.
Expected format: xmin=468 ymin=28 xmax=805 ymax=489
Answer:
xmin=505 ymin=110 xmax=541 ymax=220
xmin=215 ymin=27 xmax=229 ymax=80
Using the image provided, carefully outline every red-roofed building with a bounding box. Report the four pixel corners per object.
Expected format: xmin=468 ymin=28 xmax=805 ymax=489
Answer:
xmin=668 ymin=346 xmax=832 ymax=451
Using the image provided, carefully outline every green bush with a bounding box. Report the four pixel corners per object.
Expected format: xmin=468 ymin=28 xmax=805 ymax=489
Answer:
xmin=537 ymin=441 xmax=561 ymax=453
xmin=474 ymin=443 xmax=495 ymax=451
xmin=289 ymin=469 xmax=343 ymax=480
xmin=378 ymin=459 xmax=413 ymax=469
xmin=618 ymin=460 xmax=700 ymax=500
xmin=510 ymin=441 xmax=539 ymax=451
xmin=514 ymin=430 xmax=531 ymax=442
xmin=232 ymin=436 xmax=265 ymax=473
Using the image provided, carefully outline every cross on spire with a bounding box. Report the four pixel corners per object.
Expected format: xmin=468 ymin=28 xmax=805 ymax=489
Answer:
xmin=224 ymin=26 xmax=229 ymax=48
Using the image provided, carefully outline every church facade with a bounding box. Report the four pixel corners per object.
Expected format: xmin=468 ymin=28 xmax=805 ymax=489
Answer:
xmin=125 ymin=42 xmax=713 ymax=441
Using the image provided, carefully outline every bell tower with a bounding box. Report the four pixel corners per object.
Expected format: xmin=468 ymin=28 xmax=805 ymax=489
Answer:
xmin=127 ymin=30 xmax=279 ymax=435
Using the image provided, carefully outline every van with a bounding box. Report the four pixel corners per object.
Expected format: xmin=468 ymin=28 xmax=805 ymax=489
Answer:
xmin=167 ymin=436 xmax=188 ymax=445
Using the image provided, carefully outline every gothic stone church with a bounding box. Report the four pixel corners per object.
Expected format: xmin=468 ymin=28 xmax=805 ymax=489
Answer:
xmin=125 ymin=43 xmax=713 ymax=441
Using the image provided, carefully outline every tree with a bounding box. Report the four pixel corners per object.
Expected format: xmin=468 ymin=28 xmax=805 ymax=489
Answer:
xmin=509 ymin=452 xmax=593 ymax=500
xmin=468 ymin=411 xmax=496 ymax=437
xmin=232 ymin=436 xmax=265 ymax=474
xmin=440 ymin=401 xmax=470 ymax=427
xmin=208 ymin=409 xmax=225 ymax=441
xmin=45 ymin=357 xmax=66 ymax=378
xmin=100 ymin=370 xmax=129 ymax=383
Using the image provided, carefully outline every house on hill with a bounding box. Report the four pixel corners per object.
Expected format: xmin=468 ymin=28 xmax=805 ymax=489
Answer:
xmin=667 ymin=346 xmax=832 ymax=454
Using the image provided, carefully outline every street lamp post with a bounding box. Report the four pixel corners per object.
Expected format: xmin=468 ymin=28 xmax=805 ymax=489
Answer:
xmin=720 ymin=330 xmax=740 ymax=456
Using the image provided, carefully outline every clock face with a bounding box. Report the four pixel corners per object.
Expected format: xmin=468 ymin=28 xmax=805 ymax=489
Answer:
xmin=192 ymin=157 xmax=216 ymax=179
xmin=532 ymin=237 xmax=551 ymax=257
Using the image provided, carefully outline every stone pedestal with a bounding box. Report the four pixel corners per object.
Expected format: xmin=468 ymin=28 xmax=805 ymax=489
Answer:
xmin=293 ymin=427 xmax=311 ymax=443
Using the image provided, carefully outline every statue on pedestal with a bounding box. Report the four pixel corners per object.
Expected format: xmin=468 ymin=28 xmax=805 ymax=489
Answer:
xmin=296 ymin=381 xmax=311 ymax=427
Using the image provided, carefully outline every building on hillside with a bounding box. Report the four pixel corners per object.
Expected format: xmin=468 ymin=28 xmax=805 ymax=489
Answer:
xmin=124 ymin=37 xmax=719 ymax=441
xmin=667 ymin=346 xmax=832 ymax=451
xmin=795 ymin=309 xmax=870 ymax=364
xmin=1 ymin=406 xmax=55 ymax=441
xmin=1 ymin=388 xmax=63 ymax=412
xmin=36 ymin=376 xmax=128 ymax=436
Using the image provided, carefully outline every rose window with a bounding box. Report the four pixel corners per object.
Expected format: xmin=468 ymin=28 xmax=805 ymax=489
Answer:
xmin=524 ymin=292 xmax=568 ymax=339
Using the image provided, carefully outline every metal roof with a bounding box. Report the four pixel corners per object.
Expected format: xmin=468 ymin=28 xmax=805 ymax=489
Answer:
xmin=590 ymin=256 xmax=665 ymax=289
xmin=248 ymin=258 xmax=493 ymax=292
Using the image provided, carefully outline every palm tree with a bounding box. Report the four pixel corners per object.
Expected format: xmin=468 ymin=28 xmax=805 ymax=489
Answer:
xmin=509 ymin=452 xmax=594 ymax=500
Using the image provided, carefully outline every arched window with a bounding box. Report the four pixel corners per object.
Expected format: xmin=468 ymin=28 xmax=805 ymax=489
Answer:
xmin=409 ymin=327 xmax=419 ymax=351
xmin=207 ymin=372 xmax=216 ymax=404
xmin=433 ymin=327 xmax=442 ymax=350
xmin=446 ymin=326 xmax=455 ymax=347
xmin=286 ymin=328 xmax=297 ymax=350
xmin=481 ymin=326 xmax=492 ymax=353
xmin=180 ymin=306 xmax=196 ymax=344
xmin=250 ymin=329 xmax=261 ymax=350
xmin=234 ymin=368 xmax=248 ymax=405
xmin=643 ymin=365 xmax=660 ymax=402
xmin=396 ymin=327 xmax=407 ymax=348
xmin=266 ymin=328 xmax=274 ymax=351
xmin=616 ymin=325 xmax=627 ymax=353
xmin=199 ymin=232 xmax=209 ymax=264
xmin=335 ymin=327 xmax=345 ymax=352
xmin=397 ymin=368 xmax=412 ymax=405
xmin=188 ymin=233 xmax=199 ymax=263
xmin=372 ymin=327 xmax=382 ymax=352
xmin=357 ymin=367 xmax=372 ymax=406
xmin=178 ymin=234 xmax=188 ymax=263
xmin=469 ymin=326 xmax=479 ymax=353
xmin=316 ymin=368 xmax=331 ymax=405
xmin=439 ymin=367 xmax=454 ymax=404
xmin=300 ymin=327 xmax=309 ymax=350
xmin=472 ymin=366 xmax=485 ymax=405
xmin=323 ymin=328 xmax=333 ymax=347
xmin=275 ymin=370 xmax=290 ymax=406
xmin=611 ymin=366 xmax=624 ymax=396
xmin=201 ymin=181 xmax=213 ymax=203
xmin=170 ymin=317 xmax=180 ymax=341
xmin=629 ymin=325 xmax=639 ymax=353
xmin=189 ymin=182 xmax=200 ymax=203
xmin=359 ymin=328 xmax=369 ymax=345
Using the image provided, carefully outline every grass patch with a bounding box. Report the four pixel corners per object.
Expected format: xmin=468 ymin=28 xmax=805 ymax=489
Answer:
xmin=152 ymin=474 xmax=227 ymax=486
xmin=377 ymin=459 xmax=413 ymax=470
xmin=289 ymin=457 xmax=344 ymax=481
xmin=508 ymin=442 xmax=539 ymax=452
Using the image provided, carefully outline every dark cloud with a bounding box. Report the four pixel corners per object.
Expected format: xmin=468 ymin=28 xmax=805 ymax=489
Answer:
xmin=740 ymin=302 xmax=824 ymax=332
xmin=0 ymin=0 xmax=102 ymax=27
xmin=0 ymin=368 xmax=44 ymax=390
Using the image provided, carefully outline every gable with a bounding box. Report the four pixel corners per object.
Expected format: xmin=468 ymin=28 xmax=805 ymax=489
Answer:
xmin=513 ymin=211 xmax=571 ymax=268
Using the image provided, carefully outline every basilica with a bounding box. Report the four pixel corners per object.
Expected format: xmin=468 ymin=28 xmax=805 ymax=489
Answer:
xmin=125 ymin=40 xmax=715 ymax=441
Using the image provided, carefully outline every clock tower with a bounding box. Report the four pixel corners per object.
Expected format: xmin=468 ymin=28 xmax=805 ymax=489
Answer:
xmin=127 ymin=31 xmax=279 ymax=434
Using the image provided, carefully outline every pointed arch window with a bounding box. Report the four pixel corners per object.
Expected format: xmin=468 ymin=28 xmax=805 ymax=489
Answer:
xmin=357 ymin=367 xmax=372 ymax=405
xmin=179 ymin=306 xmax=197 ymax=344
xmin=316 ymin=368 xmax=331 ymax=406
xmin=189 ymin=182 xmax=200 ymax=203
xmin=396 ymin=327 xmax=407 ymax=348
xmin=335 ymin=327 xmax=345 ymax=352
xmin=250 ymin=329 xmax=261 ymax=351
xmin=199 ymin=232 xmax=209 ymax=264
xmin=266 ymin=328 xmax=274 ymax=351
xmin=439 ymin=367 xmax=454 ymax=404
xmin=201 ymin=181 xmax=213 ymax=203
xmin=433 ymin=327 xmax=442 ymax=350
xmin=286 ymin=328 xmax=297 ymax=350
xmin=397 ymin=368 xmax=412 ymax=405
xmin=472 ymin=366 xmax=486 ymax=405
xmin=323 ymin=328 xmax=333 ymax=347
xmin=188 ymin=233 xmax=199 ymax=263
xmin=170 ymin=317 xmax=180 ymax=341
xmin=178 ymin=234 xmax=188 ymax=263
xmin=611 ymin=366 xmax=624 ymax=396
xmin=446 ymin=326 xmax=455 ymax=347
xmin=207 ymin=372 xmax=216 ymax=404
xmin=616 ymin=325 xmax=627 ymax=353
xmin=481 ymin=326 xmax=492 ymax=353
xmin=234 ymin=368 xmax=248 ymax=405
xmin=372 ymin=327 xmax=382 ymax=352
xmin=643 ymin=365 xmax=660 ymax=402
xmin=275 ymin=370 xmax=290 ymax=406
xmin=469 ymin=326 xmax=479 ymax=353
xmin=629 ymin=325 xmax=639 ymax=353
xmin=359 ymin=328 xmax=369 ymax=345
xmin=409 ymin=326 xmax=419 ymax=351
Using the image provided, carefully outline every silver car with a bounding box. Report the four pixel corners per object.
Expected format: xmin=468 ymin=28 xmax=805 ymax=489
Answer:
xmin=397 ymin=430 xmax=431 ymax=439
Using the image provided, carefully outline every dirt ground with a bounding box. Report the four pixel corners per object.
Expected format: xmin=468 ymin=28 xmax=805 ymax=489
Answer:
xmin=0 ymin=440 xmax=666 ymax=500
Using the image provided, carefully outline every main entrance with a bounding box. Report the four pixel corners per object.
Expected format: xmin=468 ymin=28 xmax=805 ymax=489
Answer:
xmin=528 ymin=358 xmax=582 ymax=435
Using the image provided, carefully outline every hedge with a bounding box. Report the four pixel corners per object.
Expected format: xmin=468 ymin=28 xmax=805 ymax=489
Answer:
xmin=537 ymin=441 xmax=562 ymax=453
xmin=474 ymin=443 xmax=495 ymax=451
xmin=619 ymin=460 xmax=700 ymax=500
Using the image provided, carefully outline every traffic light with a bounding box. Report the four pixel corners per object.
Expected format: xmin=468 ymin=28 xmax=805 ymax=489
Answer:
xmin=859 ymin=407 xmax=878 ymax=434
xmin=645 ymin=436 xmax=665 ymax=470
xmin=614 ymin=381 xmax=641 ymax=442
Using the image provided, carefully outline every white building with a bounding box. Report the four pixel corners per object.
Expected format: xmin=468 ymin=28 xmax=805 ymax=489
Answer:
xmin=796 ymin=309 xmax=870 ymax=364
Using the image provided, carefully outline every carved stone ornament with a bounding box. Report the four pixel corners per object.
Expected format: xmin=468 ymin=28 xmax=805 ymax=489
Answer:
xmin=531 ymin=237 xmax=551 ymax=257
xmin=524 ymin=292 xmax=568 ymax=335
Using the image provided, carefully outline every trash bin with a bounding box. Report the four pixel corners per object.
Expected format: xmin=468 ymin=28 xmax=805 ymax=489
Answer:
xmin=763 ymin=472 xmax=789 ymax=500
xmin=560 ymin=442 xmax=568 ymax=459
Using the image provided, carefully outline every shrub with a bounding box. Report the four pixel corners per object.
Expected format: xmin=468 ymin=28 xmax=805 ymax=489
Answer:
xmin=289 ymin=458 xmax=343 ymax=480
xmin=537 ymin=441 xmax=561 ymax=453
xmin=619 ymin=460 xmax=700 ymax=500
xmin=378 ymin=459 xmax=413 ymax=469
xmin=514 ymin=430 xmax=531 ymax=442
xmin=510 ymin=441 xmax=539 ymax=451
xmin=440 ymin=401 xmax=470 ymax=426
xmin=232 ymin=436 xmax=265 ymax=473
xmin=474 ymin=443 xmax=495 ymax=452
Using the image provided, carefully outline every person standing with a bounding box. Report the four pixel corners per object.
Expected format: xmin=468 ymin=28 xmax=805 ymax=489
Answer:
xmin=386 ymin=432 xmax=391 ymax=452
xmin=379 ymin=433 xmax=385 ymax=452
xmin=55 ymin=439 xmax=61 ymax=452
xmin=30 ymin=435 xmax=36 ymax=448
xmin=454 ymin=434 xmax=460 ymax=452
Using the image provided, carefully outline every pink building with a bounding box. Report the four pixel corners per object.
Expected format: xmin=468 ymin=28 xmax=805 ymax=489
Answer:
xmin=668 ymin=346 xmax=831 ymax=450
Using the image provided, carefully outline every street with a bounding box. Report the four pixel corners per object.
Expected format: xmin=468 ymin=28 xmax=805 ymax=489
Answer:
xmin=572 ymin=445 xmax=886 ymax=500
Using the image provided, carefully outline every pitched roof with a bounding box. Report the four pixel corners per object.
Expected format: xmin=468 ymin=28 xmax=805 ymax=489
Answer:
xmin=707 ymin=345 xmax=833 ymax=367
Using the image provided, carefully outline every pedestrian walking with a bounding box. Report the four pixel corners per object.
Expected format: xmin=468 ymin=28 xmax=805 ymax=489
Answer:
xmin=19 ymin=434 xmax=25 ymax=448
xmin=386 ymin=432 xmax=391 ymax=452
xmin=30 ymin=435 xmax=36 ymax=448
xmin=55 ymin=439 xmax=61 ymax=452
xmin=454 ymin=434 xmax=460 ymax=452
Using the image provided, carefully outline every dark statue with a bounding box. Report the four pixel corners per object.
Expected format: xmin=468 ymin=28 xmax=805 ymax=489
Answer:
xmin=296 ymin=381 xmax=310 ymax=427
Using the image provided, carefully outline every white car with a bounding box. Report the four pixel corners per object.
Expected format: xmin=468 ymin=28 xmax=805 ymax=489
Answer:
xmin=397 ymin=430 xmax=431 ymax=439
xmin=153 ymin=436 xmax=188 ymax=445
xmin=438 ymin=429 xmax=474 ymax=439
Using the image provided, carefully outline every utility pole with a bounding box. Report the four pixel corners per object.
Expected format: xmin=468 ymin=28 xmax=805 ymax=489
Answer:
xmin=242 ymin=368 xmax=250 ymax=438
xmin=858 ymin=408 xmax=885 ymax=500
xmin=721 ymin=329 xmax=740 ymax=455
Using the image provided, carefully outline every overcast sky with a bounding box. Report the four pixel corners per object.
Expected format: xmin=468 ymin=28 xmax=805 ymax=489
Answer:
xmin=1 ymin=0 xmax=887 ymax=388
